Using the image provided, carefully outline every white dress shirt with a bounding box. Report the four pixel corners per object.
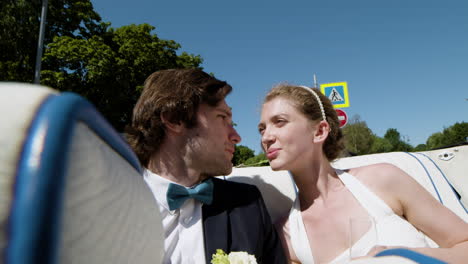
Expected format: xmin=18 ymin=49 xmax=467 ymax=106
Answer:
xmin=143 ymin=169 xmax=207 ymax=264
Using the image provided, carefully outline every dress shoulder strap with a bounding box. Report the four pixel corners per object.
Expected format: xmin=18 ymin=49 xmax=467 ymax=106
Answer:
xmin=289 ymin=197 xmax=315 ymax=264
xmin=336 ymin=169 xmax=393 ymax=220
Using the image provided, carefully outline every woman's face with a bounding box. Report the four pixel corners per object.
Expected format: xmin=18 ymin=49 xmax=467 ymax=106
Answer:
xmin=259 ymin=97 xmax=317 ymax=171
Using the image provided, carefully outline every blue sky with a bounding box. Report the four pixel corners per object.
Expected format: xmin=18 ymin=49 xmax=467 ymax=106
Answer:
xmin=93 ymin=0 xmax=467 ymax=154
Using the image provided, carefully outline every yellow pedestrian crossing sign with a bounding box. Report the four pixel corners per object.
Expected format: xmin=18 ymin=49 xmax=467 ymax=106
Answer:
xmin=320 ymin=82 xmax=350 ymax=108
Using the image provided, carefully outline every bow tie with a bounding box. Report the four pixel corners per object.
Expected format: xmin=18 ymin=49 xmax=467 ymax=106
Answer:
xmin=166 ymin=178 xmax=214 ymax=211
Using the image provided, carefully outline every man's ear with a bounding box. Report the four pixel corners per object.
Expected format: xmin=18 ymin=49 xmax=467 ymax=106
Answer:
xmin=313 ymin=120 xmax=330 ymax=143
xmin=160 ymin=112 xmax=185 ymax=133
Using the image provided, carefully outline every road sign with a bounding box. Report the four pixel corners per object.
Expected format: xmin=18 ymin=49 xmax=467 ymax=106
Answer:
xmin=335 ymin=109 xmax=348 ymax=128
xmin=320 ymin=82 xmax=350 ymax=108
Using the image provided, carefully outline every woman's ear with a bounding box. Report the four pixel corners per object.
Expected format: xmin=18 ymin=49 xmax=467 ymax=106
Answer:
xmin=160 ymin=112 xmax=185 ymax=133
xmin=313 ymin=120 xmax=330 ymax=143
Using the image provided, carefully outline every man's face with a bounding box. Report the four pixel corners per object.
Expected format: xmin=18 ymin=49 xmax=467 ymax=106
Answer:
xmin=185 ymin=99 xmax=241 ymax=177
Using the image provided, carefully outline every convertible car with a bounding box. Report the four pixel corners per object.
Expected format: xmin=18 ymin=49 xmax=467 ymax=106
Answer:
xmin=1 ymin=83 xmax=466 ymax=263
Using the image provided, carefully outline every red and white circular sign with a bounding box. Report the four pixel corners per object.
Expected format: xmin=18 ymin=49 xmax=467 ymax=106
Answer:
xmin=335 ymin=109 xmax=348 ymax=128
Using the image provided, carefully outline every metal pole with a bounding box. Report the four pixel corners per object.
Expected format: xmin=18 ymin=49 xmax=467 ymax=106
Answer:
xmin=34 ymin=0 xmax=48 ymax=84
xmin=313 ymin=74 xmax=318 ymax=88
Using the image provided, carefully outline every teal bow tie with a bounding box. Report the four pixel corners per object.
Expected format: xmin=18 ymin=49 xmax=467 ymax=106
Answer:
xmin=166 ymin=179 xmax=214 ymax=211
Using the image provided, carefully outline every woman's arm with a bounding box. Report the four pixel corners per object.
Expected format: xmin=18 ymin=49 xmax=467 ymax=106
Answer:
xmin=375 ymin=164 xmax=468 ymax=263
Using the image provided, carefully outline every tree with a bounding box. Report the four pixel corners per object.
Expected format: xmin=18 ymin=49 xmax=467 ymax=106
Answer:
xmin=342 ymin=115 xmax=374 ymax=155
xmin=383 ymin=128 xmax=413 ymax=152
xmin=413 ymin=144 xmax=428 ymax=152
xmin=0 ymin=0 xmax=104 ymax=82
xmin=41 ymin=23 xmax=202 ymax=130
xmin=1 ymin=1 xmax=202 ymax=130
xmin=426 ymin=132 xmax=445 ymax=150
xmin=232 ymin=145 xmax=255 ymax=166
xmin=383 ymin=128 xmax=401 ymax=147
xmin=426 ymin=122 xmax=468 ymax=149
xmin=370 ymin=136 xmax=393 ymax=154
xmin=244 ymin=153 xmax=269 ymax=167
xmin=442 ymin=122 xmax=468 ymax=145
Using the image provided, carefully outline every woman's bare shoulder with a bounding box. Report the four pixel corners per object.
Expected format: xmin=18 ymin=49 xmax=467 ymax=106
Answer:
xmin=348 ymin=163 xmax=408 ymax=184
xmin=347 ymin=163 xmax=409 ymax=215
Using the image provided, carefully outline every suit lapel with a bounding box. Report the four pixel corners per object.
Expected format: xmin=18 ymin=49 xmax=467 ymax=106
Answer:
xmin=202 ymin=178 xmax=230 ymax=262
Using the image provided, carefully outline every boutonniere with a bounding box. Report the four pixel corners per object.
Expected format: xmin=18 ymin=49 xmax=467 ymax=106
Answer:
xmin=211 ymin=249 xmax=257 ymax=264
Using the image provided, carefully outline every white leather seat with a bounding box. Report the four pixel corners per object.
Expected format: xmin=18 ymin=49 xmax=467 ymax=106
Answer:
xmin=0 ymin=83 xmax=164 ymax=264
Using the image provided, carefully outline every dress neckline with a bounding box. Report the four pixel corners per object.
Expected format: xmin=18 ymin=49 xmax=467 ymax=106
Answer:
xmin=290 ymin=169 xmax=383 ymax=263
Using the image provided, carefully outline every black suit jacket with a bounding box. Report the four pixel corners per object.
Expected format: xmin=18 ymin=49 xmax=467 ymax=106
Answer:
xmin=202 ymin=177 xmax=287 ymax=264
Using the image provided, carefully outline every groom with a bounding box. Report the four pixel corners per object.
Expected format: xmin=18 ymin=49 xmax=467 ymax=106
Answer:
xmin=125 ymin=68 xmax=286 ymax=263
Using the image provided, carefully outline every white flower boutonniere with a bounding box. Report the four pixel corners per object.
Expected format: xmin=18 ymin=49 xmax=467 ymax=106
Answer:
xmin=211 ymin=249 xmax=257 ymax=264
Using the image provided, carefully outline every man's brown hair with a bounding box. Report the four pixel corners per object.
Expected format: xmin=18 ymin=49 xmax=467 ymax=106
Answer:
xmin=125 ymin=68 xmax=232 ymax=167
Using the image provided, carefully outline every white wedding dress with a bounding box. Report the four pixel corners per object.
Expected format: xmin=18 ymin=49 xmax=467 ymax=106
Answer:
xmin=288 ymin=169 xmax=431 ymax=264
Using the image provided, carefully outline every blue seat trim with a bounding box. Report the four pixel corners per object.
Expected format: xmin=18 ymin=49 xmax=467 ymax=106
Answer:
xmin=416 ymin=153 xmax=468 ymax=213
xmin=404 ymin=152 xmax=443 ymax=204
xmin=375 ymin=248 xmax=447 ymax=264
xmin=7 ymin=92 xmax=141 ymax=264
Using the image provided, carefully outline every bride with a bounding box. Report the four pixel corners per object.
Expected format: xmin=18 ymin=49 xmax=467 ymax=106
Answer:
xmin=257 ymin=84 xmax=468 ymax=263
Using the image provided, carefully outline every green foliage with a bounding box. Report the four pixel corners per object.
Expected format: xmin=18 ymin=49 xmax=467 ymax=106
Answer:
xmin=397 ymin=141 xmax=413 ymax=152
xmin=244 ymin=153 xmax=269 ymax=167
xmin=342 ymin=115 xmax=374 ymax=155
xmin=342 ymin=117 xmax=413 ymax=155
xmin=383 ymin=128 xmax=413 ymax=152
xmin=446 ymin=122 xmax=468 ymax=144
xmin=413 ymin=144 xmax=428 ymax=151
xmin=1 ymin=1 xmax=202 ymax=131
xmin=41 ymin=23 xmax=202 ymax=131
xmin=0 ymin=0 xmax=104 ymax=82
xmin=232 ymin=145 xmax=255 ymax=166
xmin=211 ymin=249 xmax=229 ymax=264
xmin=383 ymin=128 xmax=400 ymax=147
xmin=426 ymin=132 xmax=444 ymax=150
xmin=426 ymin=122 xmax=468 ymax=149
xmin=369 ymin=136 xmax=393 ymax=153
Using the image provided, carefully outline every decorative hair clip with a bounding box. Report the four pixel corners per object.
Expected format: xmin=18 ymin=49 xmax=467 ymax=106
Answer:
xmin=299 ymin=86 xmax=327 ymax=122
